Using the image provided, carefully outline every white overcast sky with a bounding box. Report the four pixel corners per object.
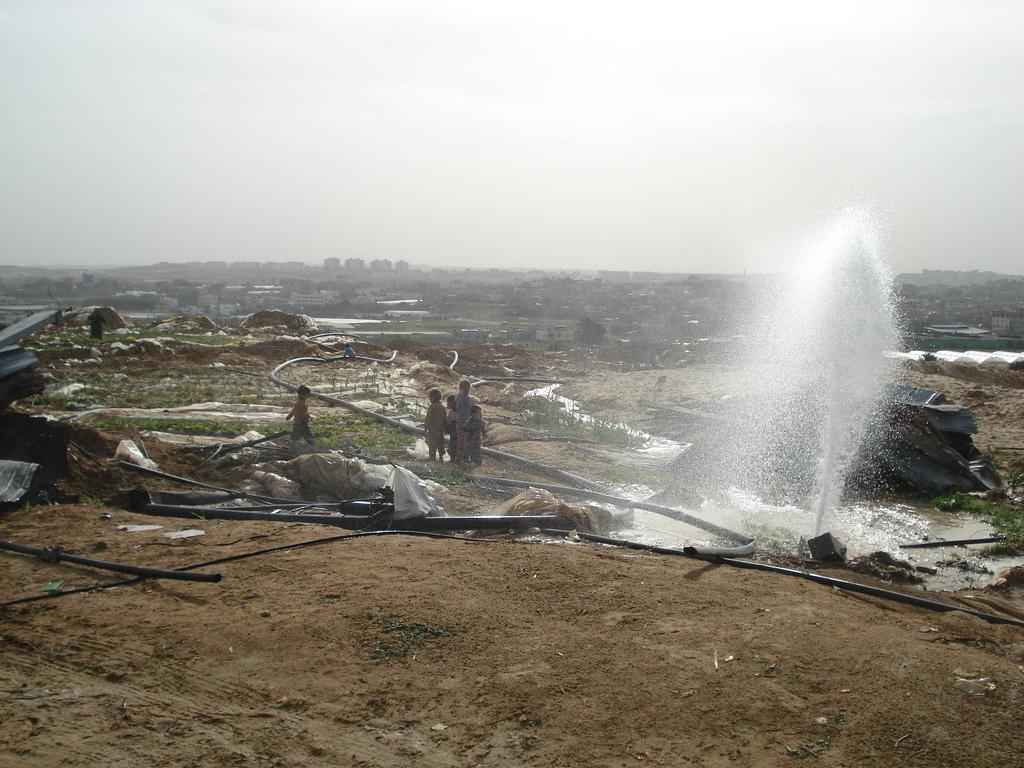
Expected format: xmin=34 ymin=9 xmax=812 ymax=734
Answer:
xmin=1 ymin=1 xmax=1022 ymax=273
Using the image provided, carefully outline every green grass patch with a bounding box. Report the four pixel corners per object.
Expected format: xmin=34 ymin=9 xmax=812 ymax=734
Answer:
xmin=931 ymin=492 xmax=1024 ymax=549
xmin=87 ymin=412 xmax=414 ymax=458
xmin=521 ymin=394 xmax=639 ymax=448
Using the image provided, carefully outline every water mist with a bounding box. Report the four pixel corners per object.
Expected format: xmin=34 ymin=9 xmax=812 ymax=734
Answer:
xmin=723 ymin=210 xmax=901 ymax=537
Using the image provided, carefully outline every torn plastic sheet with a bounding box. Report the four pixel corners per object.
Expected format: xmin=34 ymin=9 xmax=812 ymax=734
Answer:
xmin=0 ymin=460 xmax=39 ymax=504
xmin=386 ymin=466 xmax=445 ymax=520
xmin=76 ymin=402 xmax=292 ymax=425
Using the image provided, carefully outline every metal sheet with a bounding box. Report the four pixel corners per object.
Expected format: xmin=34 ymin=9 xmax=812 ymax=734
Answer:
xmin=0 ymin=347 xmax=39 ymax=380
xmin=887 ymin=383 xmax=942 ymax=406
xmin=0 ymin=309 xmax=60 ymax=348
xmin=0 ymin=460 xmax=39 ymax=504
xmin=920 ymin=404 xmax=979 ymax=434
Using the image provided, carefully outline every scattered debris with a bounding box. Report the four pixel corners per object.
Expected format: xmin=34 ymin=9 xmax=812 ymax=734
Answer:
xmin=163 ymin=529 xmax=206 ymax=540
xmin=0 ymin=460 xmax=40 ymax=505
xmin=991 ymin=565 xmax=1024 ymax=590
xmin=114 ymin=439 xmax=158 ymax=470
xmin=953 ymin=676 xmax=996 ymax=695
xmin=492 ymin=487 xmax=614 ymax=533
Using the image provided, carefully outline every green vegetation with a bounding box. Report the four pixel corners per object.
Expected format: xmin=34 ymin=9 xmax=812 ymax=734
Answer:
xmin=522 ymin=394 xmax=639 ymax=448
xmin=88 ymin=412 xmax=414 ymax=457
xmin=931 ymin=492 xmax=1024 ymax=549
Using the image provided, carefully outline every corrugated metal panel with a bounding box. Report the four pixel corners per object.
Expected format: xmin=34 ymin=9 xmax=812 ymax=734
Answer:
xmin=0 ymin=460 xmax=39 ymax=503
xmin=0 ymin=347 xmax=38 ymax=379
xmin=887 ymin=383 xmax=943 ymax=406
xmin=920 ymin=404 xmax=979 ymax=435
xmin=0 ymin=309 xmax=60 ymax=348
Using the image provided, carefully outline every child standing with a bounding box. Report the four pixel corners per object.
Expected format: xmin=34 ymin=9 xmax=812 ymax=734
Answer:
xmin=286 ymin=385 xmax=316 ymax=446
xmin=462 ymin=404 xmax=486 ymax=465
xmin=454 ymin=378 xmax=474 ymax=461
xmin=424 ymin=387 xmax=447 ymax=461
xmin=445 ymin=394 xmax=458 ymax=462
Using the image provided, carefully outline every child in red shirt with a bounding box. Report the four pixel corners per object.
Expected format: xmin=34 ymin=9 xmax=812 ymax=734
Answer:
xmin=286 ymin=385 xmax=315 ymax=446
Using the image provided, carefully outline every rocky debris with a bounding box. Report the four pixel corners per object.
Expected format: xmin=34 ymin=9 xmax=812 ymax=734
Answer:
xmin=990 ymin=565 xmax=1024 ymax=589
xmin=240 ymin=310 xmax=318 ymax=333
xmin=846 ymin=551 xmax=923 ymax=583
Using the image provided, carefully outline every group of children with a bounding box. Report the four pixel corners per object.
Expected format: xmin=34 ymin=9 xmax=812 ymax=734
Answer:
xmin=285 ymin=378 xmax=486 ymax=465
xmin=424 ymin=378 xmax=486 ymax=465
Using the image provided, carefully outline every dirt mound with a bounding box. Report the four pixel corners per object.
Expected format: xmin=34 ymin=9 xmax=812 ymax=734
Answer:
xmin=146 ymin=314 xmax=221 ymax=333
xmin=65 ymin=306 xmax=128 ymax=330
xmin=906 ymin=360 xmax=1024 ymax=390
xmin=240 ymin=310 xmax=318 ymax=333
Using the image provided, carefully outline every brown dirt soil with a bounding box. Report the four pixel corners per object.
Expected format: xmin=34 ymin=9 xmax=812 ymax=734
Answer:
xmin=2 ymin=505 xmax=1023 ymax=767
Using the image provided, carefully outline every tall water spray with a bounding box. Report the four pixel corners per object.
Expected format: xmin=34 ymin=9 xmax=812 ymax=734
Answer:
xmin=724 ymin=210 xmax=900 ymax=536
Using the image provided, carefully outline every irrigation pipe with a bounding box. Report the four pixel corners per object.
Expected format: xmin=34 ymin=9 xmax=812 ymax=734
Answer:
xmin=545 ymin=530 xmax=1024 ymax=629
xmin=899 ymin=536 xmax=1007 ymax=550
xmin=307 ymin=331 xmax=363 ymax=342
xmin=0 ymin=529 xmax=512 ymax=609
xmin=470 ymin=474 xmax=748 ymax=545
xmin=119 ymin=461 xmax=302 ymax=505
xmin=134 ymin=502 xmax=576 ymax=533
xmin=269 ymin=356 xmax=603 ymax=490
xmin=447 ymin=351 xmax=563 ymax=383
xmin=0 ymin=540 xmax=221 ymax=583
xmin=6 ymin=527 xmax=1021 ymax=629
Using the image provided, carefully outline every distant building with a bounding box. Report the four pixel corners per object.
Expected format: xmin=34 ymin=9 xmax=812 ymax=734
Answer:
xmin=324 ymin=257 xmax=341 ymax=271
xmin=534 ymin=325 xmax=573 ymax=343
xmin=345 ymin=258 xmax=366 ymax=272
xmin=370 ymin=259 xmax=393 ymax=272
xmin=395 ymin=260 xmax=410 ymax=273
xmin=204 ymin=261 xmax=227 ymax=271
xmin=991 ymin=309 xmax=1024 ymax=338
xmin=456 ymin=328 xmax=490 ymax=345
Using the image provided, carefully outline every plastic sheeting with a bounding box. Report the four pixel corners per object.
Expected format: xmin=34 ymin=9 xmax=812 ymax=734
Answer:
xmin=887 ymin=349 xmax=1024 ymax=365
xmin=492 ymin=487 xmax=614 ymax=533
xmin=263 ymin=453 xmax=391 ymax=501
xmin=0 ymin=460 xmax=39 ymax=504
xmin=386 ymin=466 xmax=445 ymax=520
xmin=114 ymin=440 xmax=158 ymax=470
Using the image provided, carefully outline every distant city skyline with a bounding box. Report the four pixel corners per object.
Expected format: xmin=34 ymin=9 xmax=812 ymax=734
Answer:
xmin=2 ymin=1 xmax=1022 ymax=274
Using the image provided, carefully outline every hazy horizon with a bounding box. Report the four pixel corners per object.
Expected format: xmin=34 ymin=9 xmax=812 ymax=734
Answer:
xmin=2 ymin=1 xmax=1022 ymax=274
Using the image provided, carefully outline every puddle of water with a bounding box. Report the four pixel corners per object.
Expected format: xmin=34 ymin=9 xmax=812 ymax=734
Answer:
xmin=604 ymin=488 xmax=1020 ymax=591
xmin=524 ymin=384 xmax=689 ymax=466
xmin=521 ymin=385 xmax=1021 ymax=592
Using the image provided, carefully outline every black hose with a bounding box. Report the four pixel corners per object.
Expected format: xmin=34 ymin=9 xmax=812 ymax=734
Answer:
xmin=899 ymin=536 xmax=1007 ymax=549
xmin=135 ymin=503 xmax=577 ymax=532
xmin=0 ymin=529 xmax=513 ymax=609
xmin=471 ymin=474 xmax=746 ymax=545
xmin=548 ymin=530 xmax=1024 ymax=629
xmin=118 ymin=462 xmax=299 ymax=505
xmin=0 ymin=540 xmax=221 ymax=583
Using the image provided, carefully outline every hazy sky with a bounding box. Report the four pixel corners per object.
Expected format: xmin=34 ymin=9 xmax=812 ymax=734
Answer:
xmin=1 ymin=1 xmax=1022 ymax=273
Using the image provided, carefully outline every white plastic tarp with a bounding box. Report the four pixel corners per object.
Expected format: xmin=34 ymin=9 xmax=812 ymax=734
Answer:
xmin=385 ymin=466 xmax=445 ymax=520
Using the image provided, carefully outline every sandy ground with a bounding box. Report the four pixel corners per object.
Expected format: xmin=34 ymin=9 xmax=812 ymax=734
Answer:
xmin=3 ymin=505 xmax=1023 ymax=768
xmin=4 ymin=334 xmax=1024 ymax=766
